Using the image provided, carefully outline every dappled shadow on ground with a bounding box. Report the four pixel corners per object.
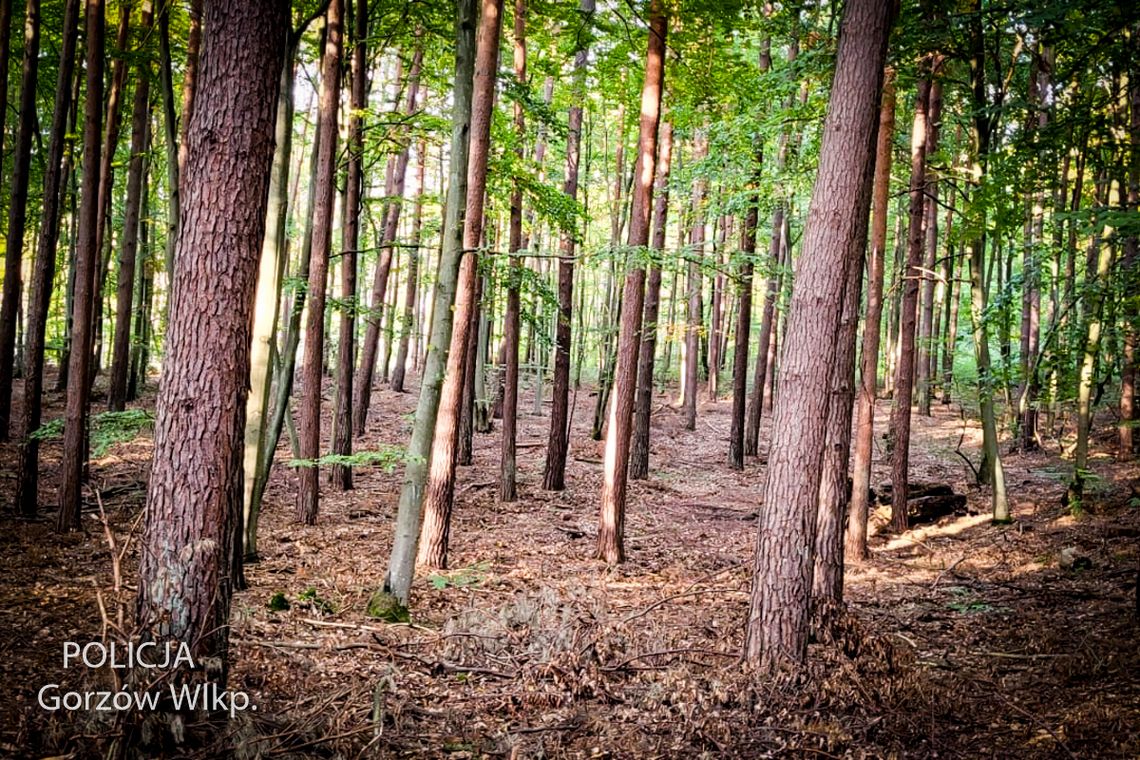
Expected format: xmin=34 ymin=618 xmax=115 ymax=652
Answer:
xmin=1 ymin=379 xmax=1137 ymax=757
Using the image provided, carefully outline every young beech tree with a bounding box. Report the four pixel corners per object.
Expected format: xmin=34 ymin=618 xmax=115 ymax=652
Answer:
xmin=597 ymin=0 xmax=667 ymax=565
xmin=134 ymin=0 xmax=286 ymax=711
xmin=745 ymin=0 xmax=895 ymax=671
xmin=376 ymin=0 xmax=477 ymax=610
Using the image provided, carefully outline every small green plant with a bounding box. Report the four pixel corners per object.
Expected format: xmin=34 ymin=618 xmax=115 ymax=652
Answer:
xmin=427 ymin=561 xmax=490 ymax=590
xmin=267 ymin=592 xmax=290 ymax=612
xmin=366 ymin=590 xmax=410 ymax=623
xmin=31 ymin=409 xmax=153 ymax=457
xmin=296 ymin=587 xmax=335 ymax=615
xmin=288 ymin=445 xmax=405 ymax=472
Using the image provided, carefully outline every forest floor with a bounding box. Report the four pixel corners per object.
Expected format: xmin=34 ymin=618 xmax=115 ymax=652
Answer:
xmin=1 ymin=373 xmax=1138 ymax=758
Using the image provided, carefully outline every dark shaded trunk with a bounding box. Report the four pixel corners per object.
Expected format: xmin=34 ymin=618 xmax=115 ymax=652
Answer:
xmin=630 ymin=120 xmax=673 ymax=481
xmin=296 ymin=0 xmax=344 ymax=525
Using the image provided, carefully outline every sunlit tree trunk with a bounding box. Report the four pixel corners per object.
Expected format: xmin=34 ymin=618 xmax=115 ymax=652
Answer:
xmin=415 ymin=0 xmax=503 ymax=571
xmin=597 ymin=0 xmax=667 ymax=564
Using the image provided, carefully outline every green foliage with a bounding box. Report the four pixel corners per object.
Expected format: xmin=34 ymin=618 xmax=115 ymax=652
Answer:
xmin=288 ymin=445 xmax=405 ymax=471
xmin=31 ymin=410 xmax=154 ymax=458
xmin=427 ymin=561 xmax=490 ymax=591
xmin=366 ymin=590 xmax=410 ymax=623
xmin=296 ymin=587 xmax=336 ymax=615
xmin=267 ymin=592 xmax=291 ymax=612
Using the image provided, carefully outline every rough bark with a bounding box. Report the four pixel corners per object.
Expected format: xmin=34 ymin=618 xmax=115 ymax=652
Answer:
xmin=542 ymin=0 xmax=594 ymax=491
xmin=14 ymin=0 xmax=79 ymax=516
xmin=597 ymin=0 xmax=666 ymax=565
xmin=744 ymin=0 xmax=893 ymax=671
xmin=630 ymin=120 xmax=673 ymax=481
xmin=845 ymin=70 xmax=895 ymax=562
xmin=296 ymin=0 xmax=343 ymax=525
xmin=414 ymin=0 xmax=501 ymax=571
xmin=56 ymin=0 xmax=106 ymax=532
xmin=134 ymin=0 xmax=285 ymax=719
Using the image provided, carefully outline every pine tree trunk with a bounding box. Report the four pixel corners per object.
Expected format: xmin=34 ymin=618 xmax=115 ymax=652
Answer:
xmin=14 ymin=0 xmax=78 ymax=517
xmin=330 ymin=0 xmax=368 ymax=490
xmin=108 ymin=5 xmax=153 ymax=411
xmin=745 ymin=0 xmax=894 ymax=671
xmin=296 ymin=0 xmax=344 ymax=525
xmin=915 ymin=76 xmax=942 ymax=417
xmin=56 ymin=0 xmax=106 ymax=532
xmin=630 ymin=120 xmax=673 ymax=481
xmin=845 ymin=69 xmax=895 ymax=562
xmin=543 ymin=0 xmax=594 ymax=491
xmin=415 ymin=0 xmax=502 ymax=571
xmin=157 ymin=3 xmax=180 ymax=282
xmin=682 ymin=134 xmax=707 ymax=431
xmin=0 ymin=0 xmax=41 ymax=438
xmin=1120 ymin=63 xmax=1138 ymax=461
xmin=134 ymin=0 xmax=285 ymax=730
xmin=887 ymin=75 xmax=931 ymax=534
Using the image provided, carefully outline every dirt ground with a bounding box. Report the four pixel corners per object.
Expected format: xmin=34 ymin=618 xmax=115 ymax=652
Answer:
xmin=1 ymin=372 xmax=1138 ymax=758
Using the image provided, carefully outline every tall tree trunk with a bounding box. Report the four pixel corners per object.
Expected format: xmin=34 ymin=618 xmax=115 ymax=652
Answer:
xmin=243 ymin=29 xmax=303 ymax=562
xmin=744 ymin=0 xmax=894 ymax=671
xmin=134 ymin=0 xmax=285 ymax=730
xmin=175 ymin=0 xmax=201 ymax=180
xmin=630 ymin=119 xmax=673 ymax=480
xmin=354 ymin=48 xmax=423 ymax=431
xmin=596 ymin=0 xmax=667 ymax=565
xmin=330 ymin=0 xmax=368 ymax=490
xmin=916 ymin=75 xmax=942 ymax=417
xmin=681 ymin=133 xmax=707 ymax=431
xmin=845 ymin=68 xmax=896 ymax=562
xmin=415 ymin=0 xmax=502 ymax=570
xmin=500 ymin=0 xmax=526 ymax=502
xmin=56 ymin=0 xmax=106 ymax=532
xmin=887 ymin=75 xmax=931 ymax=534
xmin=157 ymin=3 xmax=180 ymax=281
xmin=0 ymin=0 xmax=11 ymax=219
xmin=14 ymin=0 xmax=79 ymax=516
xmin=392 ymin=139 xmax=427 ymax=393
xmin=108 ymin=4 xmax=154 ymax=411
xmin=542 ymin=0 xmax=594 ymax=491
xmin=0 ymin=0 xmax=41 ymax=438
xmin=1121 ymin=54 xmax=1139 ymax=461
xmin=296 ymin=0 xmax=344 ymax=525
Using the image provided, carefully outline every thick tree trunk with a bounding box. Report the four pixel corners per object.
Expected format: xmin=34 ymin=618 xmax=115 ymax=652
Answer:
xmin=542 ymin=0 xmax=594 ymax=491
xmin=744 ymin=0 xmax=893 ymax=671
xmin=108 ymin=5 xmax=154 ymax=411
xmin=330 ymin=0 xmax=368 ymax=490
xmin=414 ymin=0 xmax=502 ymax=571
xmin=887 ymin=76 xmax=931 ymax=534
xmin=134 ymin=0 xmax=285 ymax=725
xmin=56 ymin=0 xmax=106 ymax=532
xmin=14 ymin=0 xmax=79 ymax=516
xmin=630 ymin=120 xmax=673 ymax=481
xmin=354 ymin=48 xmax=423 ymax=431
xmin=0 ymin=0 xmax=41 ymax=438
xmin=296 ymin=0 xmax=343 ymax=525
xmin=845 ymin=69 xmax=895 ymax=562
